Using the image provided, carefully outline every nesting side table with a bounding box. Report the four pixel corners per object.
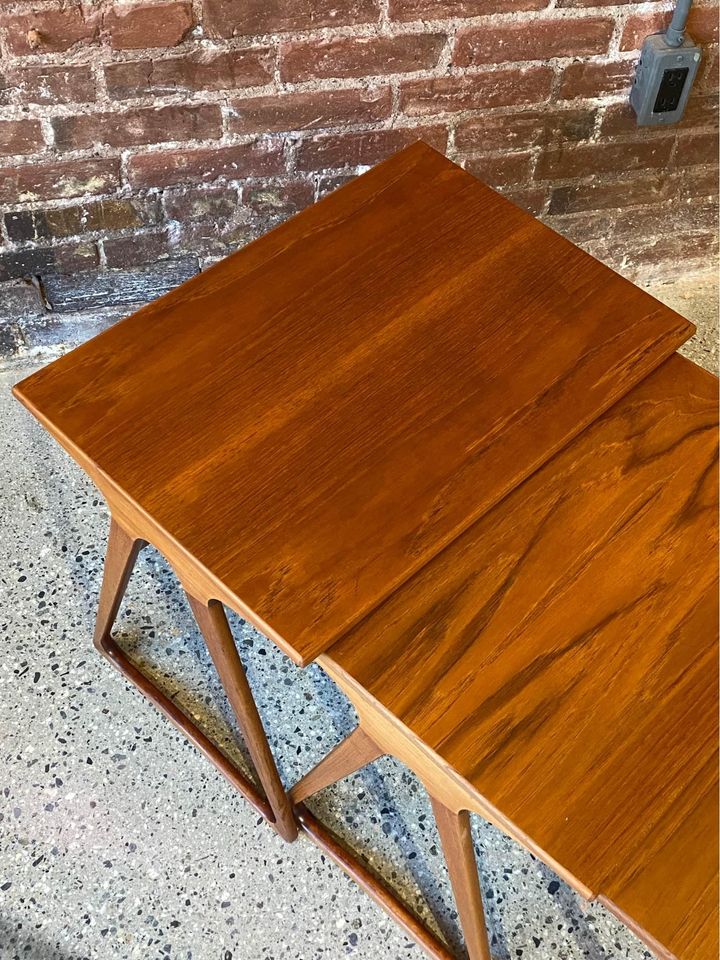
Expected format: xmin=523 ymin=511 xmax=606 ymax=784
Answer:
xmin=13 ymin=143 xmax=713 ymax=959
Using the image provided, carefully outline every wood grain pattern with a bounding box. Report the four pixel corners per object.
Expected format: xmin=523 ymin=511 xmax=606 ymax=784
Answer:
xmin=324 ymin=354 xmax=719 ymax=960
xmin=13 ymin=142 xmax=694 ymax=666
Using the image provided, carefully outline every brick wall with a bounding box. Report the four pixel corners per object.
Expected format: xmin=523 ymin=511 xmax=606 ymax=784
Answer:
xmin=0 ymin=0 xmax=717 ymax=345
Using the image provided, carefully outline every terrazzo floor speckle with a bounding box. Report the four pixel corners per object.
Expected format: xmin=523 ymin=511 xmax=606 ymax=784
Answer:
xmin=1 ymin=279 xmax=716 ymax=960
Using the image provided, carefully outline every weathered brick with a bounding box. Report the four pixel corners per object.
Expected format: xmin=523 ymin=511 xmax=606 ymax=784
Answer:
xmin=177 ymin=220 xmax=255 ymax=261
xmin=0 ymin=65 xmax=96 ymax=106
xmin=557 ymin=58 xmax=635 ymax=100
xmin=243 ymin=180 xmax=315 ymax=221
xmin=0 ymin=241 xmax=99 ymax=282
xmin=104 ymin=48 xmax=274 ymax=99
xmin=5 ymin=198 xmax=161 ymax=243
xmin=127 ymin=141 xmax=285 ymax=189
xmin=103 ymin=231 xmax=173 ymax=268
xmin=0 ymin=281 xmax=44 ymax=325
xmin=673 ymin=130 xmax=719 ymax=166
xmin=600 ymin=96 xmax=718 ymax=136
xmin=0 ymin=159 xmax=120 ymax=204
xmin=203 ymin=0 xmax=381 ymax=38
xmin=0 ymin=119 xmax=45 ymax=157
xmin=624 ymin=232 xmax=718 ymax=282
xmin=456 ymin=107 xmax=596 ymax=152
xmin=549 ymin=198 xmax=717 ymax=244
xmin=295 ymin=126 xmax=447 ymax=170
xmin=399 ymin=66 xmax=553 ymax=115
xmin=389 ymin=0 xmax=549 ymax=19
xmin=549 ymin=168 xmax=717 ymax=215
xmin=499 ymin=185 xmax=549 ymax=216
xmin=621 ymin=5 xmax=719 ymax=50
xmin=52 ymin=105 xmax=222 ymax=151
xmin=454 ymin=16 xmax=614 ymax=66
xmin=698 ymin=46 xmax=719 ymax=93
xmin=535 ymin=137 xmax=675 ymax=180
xmin=280 ymin=34 xmax=445 ymax=82
xmin=556 ymin=0 xmax=655 ymax=6
xmin=42 ymin=257 xmax=200 ymax=312
xmin=229 ymin=88 xmax=391 ymax=134
xmin=3 ymin=6 xmax=99 ymax=55
xmin=462 ymin=151 xmax=534 ymax=186
xmin=164 ymin=186 xmax=240 ymax=223
xmin=316 ymin=173 xmax=355 ymax=198
xmin=106 ymin=2 xmax=194 ymax=50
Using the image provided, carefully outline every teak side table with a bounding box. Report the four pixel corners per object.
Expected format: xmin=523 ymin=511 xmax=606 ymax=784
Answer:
xmin=13 ymin=143 xmax=717 ymax=960
xmin=300 ymin=354 xmax=719 ymax=960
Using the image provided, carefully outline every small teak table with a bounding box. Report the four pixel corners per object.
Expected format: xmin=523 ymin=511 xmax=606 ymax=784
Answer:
xmin=13 ymin=143 xmax=718 ymax=960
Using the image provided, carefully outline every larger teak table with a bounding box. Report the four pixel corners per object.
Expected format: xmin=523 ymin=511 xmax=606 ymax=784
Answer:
xmin=13 ymin=142 xmax=717 ymax=959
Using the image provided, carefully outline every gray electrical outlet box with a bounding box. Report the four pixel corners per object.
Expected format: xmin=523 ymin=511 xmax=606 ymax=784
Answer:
xmin=630 ymin=33 xmax=702 ymax=125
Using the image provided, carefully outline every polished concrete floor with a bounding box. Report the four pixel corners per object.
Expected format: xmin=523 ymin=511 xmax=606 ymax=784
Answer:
xmin=1 ymin=274 xmax=716 ymax=960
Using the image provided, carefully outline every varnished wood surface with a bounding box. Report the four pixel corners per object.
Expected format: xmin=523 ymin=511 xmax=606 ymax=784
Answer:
xmin=325 ymin=354 xmax=719 ymax=960
xmin=13 ymin=142 xmax=694 ymax=666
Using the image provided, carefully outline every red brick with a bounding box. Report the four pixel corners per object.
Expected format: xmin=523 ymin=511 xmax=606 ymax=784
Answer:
xmin=673 ymin=130 xmax=719 ymax=166
xmin=295 ymin=126 xmax=447 ymax=170
xmin=229 ymin=87 xmax=391 ymax=134
xmin=105 ymin=48 xmax=273 ymax=99
xmin=548 ymin=171 xmax=718 ymax=215
xmin=0 ymin=241 xmax=99 ymax=283
xmin=0 ymin=119 xmax=45 ymax=157
xmin=549 ymin=197 xmax=717 ymax=243
xmin=280 ymin=34 xmax=445 ymax=82
xmin=176 ymin=220 xmax=255 ymax=261
xmin=243 ymin=180 xmax=315 ymax=222
xmin=4 ymin=198 xmax=161 ymax=242
xmin=127 ymin=141 xmax=285 ymax=189
xmin=462 ymin=151 xmax=534 ymax=186
xmin=52 ymin=105 xmax=222 ymax=151
xmin=600 ymin=96 xmax=718 ymax=136
xmin=536 ymin=137 xmax=675 ymax=179
xmin=0 ymin=65 xmax=96 ymax=106
xmin=548 ymin=171 xmax=670 ymax=214
xmin=557 ymin=0 xmax=658 ymax=6
xmin=3 ymin=6 xmax=99 ymax=55
xmin=316 ymin=174 xmax=355 ymax=198
xmin=399 ymin=66 xmax=553 ymax=116
xmin=557 ymin=58 xmax=635 ymax=100
xmin=456 ymin=107 xmax=596 ymax=152
xmin=621 ymin=5 xmax=719 ymax=51
xmin=103 ymin=231 xmax=172 ymax=268
xmin=0 ymin=159 xmax=120 ymax=204
xmin=163 ymin=186 xmax=240 ymax=222
xmin=106 ymin=1 xmax=194 ymax=50
xmin=203 ymin=0 xmax=381 ymax=38
xmin=624 ymin=232 xmax=718 ymax=280
xmin=698 ymin=46 xmax=719 ymax=93
xmin=500 ymin=185 xmax=549 ymax=216
xmin=454 ymin=16 xmax=613 ymax=66
xmin=389 ymin=0 xmax=549 ymax=19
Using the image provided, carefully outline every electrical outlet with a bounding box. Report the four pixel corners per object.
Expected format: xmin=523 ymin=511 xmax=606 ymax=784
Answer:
xmin=630 ymin=33 xmax=702 ymax=126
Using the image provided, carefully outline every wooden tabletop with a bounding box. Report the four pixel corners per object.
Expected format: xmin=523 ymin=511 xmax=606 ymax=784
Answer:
xmin=324 ymin=354 xmax=719 ymax=960
xmin=13 ymin=142 xmax=693 ymax=666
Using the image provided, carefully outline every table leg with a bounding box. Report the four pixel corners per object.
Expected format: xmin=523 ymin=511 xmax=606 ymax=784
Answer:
xmin=93 ymin=517 xmax=296 ymax=841
xmin=291 ymin=725 xmax=383 ymax=804
xmin=430 ymin=797 xmax=493 ymax=960
xmin=288 ymin=720 xmax=494 ymax=959
xmin=187 ymin=595 xmax=297 ymax=841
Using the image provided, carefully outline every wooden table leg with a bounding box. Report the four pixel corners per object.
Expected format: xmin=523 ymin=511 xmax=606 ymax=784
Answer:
xmin=291 ymin=725 xmax=383 ymax=804
xmin=93 ymin=517 xmax=295 ymax=840
xmin=187 ymin=595 xmax=297 ymax=841
xmin=430 ymin=798 xmax=493 ymax=960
